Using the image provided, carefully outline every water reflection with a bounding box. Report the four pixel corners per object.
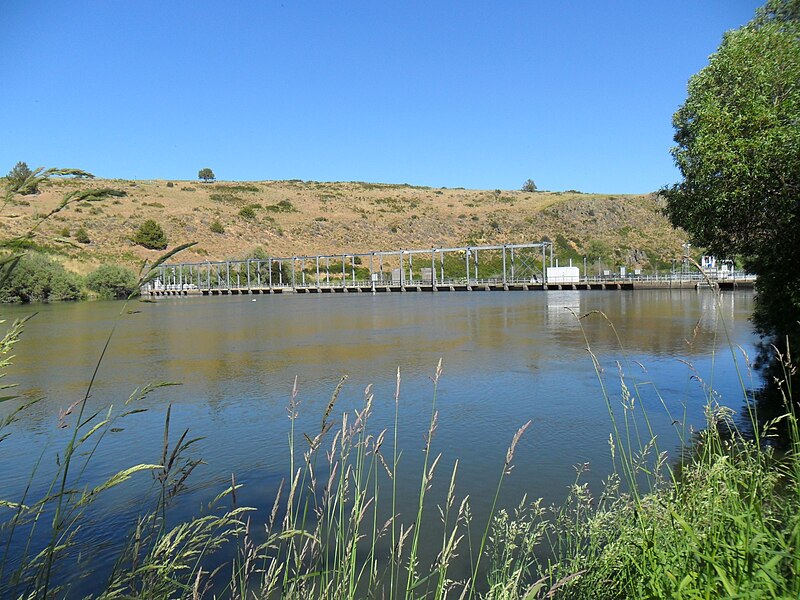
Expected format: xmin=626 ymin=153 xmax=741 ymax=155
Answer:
xmin=0 ymin=290 xmax=759 ymax=595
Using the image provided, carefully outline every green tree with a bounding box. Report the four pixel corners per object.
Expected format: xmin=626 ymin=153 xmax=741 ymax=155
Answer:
xmin=0 ymin=253 xmax=82 ymax=303
xmin=6 ymin=162 xmax=36 ymax=195
xmin=134 ymin=219 xmax=168 ymax=250
xmin=86 ymin=264 xmax=138 ymax=299
xmin=661 ymin=0 xmax=800 ymax=343
xmin=198 ymin=168 xmax=215 ymax=183
xmin=521 ymin=179 xmax=537 ymax=192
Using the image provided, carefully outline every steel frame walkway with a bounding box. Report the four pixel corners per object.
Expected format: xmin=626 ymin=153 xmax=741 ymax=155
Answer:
xmin=143 ymin=242 xmax=554 ymax=296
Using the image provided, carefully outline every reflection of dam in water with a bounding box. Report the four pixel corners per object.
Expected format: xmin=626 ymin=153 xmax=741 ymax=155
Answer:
xmin=142 ymin=241 xmax=756 ymax=297
xmin=546 ymin=288 xmax=754 ymax=357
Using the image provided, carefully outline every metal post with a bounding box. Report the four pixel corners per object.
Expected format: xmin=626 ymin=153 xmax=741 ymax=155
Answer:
xmin=440 ymin=250 xmax=444 ymax=283
xmin=269 ymin=259 xmax=273 ymax=288
xmin=351 ymin=256 xmax=355 ymax=284
xmin=502 ymin=246 xmax=507 ymax=285
xmin=465 ymin=247 xmax=470 ymax=284
xmin=292 ymin=258 xmax=296 ymax=289
xmin=326 ymin=256 xmax=330 ymax=285
xmin=474 ymin=249 xmax=478 ymax=281
xmin=316 ymin=256 xmax=320 ymax=286
xmin=279 ymin=260 xmax=283 ymax=286
xmin=511 ymin=247 xmax=515 ymax=281
xmin=257 ymin=261 xmax=261 ymax=287
xmin=583 ymin=256 xmax=587 ymax=282
xmin=431 ymin=250 xmax=435 ymax=286
xmin=206 ymin=262 xmax=211 ymax=290
xmin=400 ymin=251 xmax=404 ymax=287
xmin=541 ymin=245 xmax=545 ymax=282
xmin=226 ymin=261 xmax=231 ymax=290
xmin=342 ymin=255 xmax=345 ymax=287
xmin=409 ymin=253 xmax=413 ymax=283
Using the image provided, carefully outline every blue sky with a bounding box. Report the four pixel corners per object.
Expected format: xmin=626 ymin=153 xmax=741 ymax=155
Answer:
xmin=1 ymin=1 xmax=762 ymax=193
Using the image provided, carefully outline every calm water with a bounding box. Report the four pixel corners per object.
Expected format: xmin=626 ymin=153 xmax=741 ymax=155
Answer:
xmin=1 ymin=289 xmax=758 ymax=594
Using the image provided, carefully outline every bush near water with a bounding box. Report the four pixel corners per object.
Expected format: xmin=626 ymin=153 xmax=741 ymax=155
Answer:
xmin=85 ymin=264 xmax=138 ymax=299
xmin=0 ymin=253 xmax=82 ymax=302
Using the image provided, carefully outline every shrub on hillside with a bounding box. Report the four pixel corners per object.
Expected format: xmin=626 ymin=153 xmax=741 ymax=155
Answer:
xmin=210 ymin=220 xmax=225 ymax=234
xmin=86 ymin=264 xmax=139 ymax=299
xmin=74 ymin=227 xmax=91 ymax=244
xmin=134 ymin=219 xmax=167 ymax=250
xmin=265 ymin=199 xmax=296 ymax=213
xmin=0 ymin=253 xmax=82 ymax=303
xmin=238 ymin=206 xmax=257 ymax=220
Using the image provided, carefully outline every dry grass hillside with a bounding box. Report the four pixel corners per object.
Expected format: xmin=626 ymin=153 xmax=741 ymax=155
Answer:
xmin=1 ymin=178 xmax=689 ymax=274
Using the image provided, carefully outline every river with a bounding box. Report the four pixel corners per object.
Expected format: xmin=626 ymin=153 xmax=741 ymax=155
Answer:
xmin=0 ymin=289 xmax=758 ymax=596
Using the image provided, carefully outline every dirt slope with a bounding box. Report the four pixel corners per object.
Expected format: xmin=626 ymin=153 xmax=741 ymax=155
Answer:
xmin=0 ymin=178 xmax=688 ymax=273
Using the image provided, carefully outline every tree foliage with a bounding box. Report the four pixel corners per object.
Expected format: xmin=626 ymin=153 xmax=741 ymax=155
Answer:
xmin=521 ymin=179 xmax=537 ymax=192
xmin=661 ymin=0 xmax=800 ymax=341
xmin=134 ymin=219 xmax=168 ymax=250
xmin=6 ymin=162 xmax=36 ymax=195
xmin=0 ymin=253 xmax=82 ymax=303
xmin=86 ymin=264 xmax=138 ymax=299
xmin=4 ymin=165 xmax=95 ymax=199
xmin=198 ymin=168 xmax=215 ymax=183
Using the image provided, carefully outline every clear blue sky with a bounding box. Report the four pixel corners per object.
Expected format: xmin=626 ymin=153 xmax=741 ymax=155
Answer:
xmin=1 ymin=1 xmax=762 ymax=193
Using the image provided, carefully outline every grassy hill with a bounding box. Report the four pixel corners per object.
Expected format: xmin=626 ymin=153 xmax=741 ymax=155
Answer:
xmin=0 ymin=178 xmax=689 ymax=274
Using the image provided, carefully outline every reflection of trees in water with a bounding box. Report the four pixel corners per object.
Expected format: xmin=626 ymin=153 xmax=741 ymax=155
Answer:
xmin=742 ymin=346 xmax=799 ymax=449
xmin=667 ymin=338 xmax=798 ymax=479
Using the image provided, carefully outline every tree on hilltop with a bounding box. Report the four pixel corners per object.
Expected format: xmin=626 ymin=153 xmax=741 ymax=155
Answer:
xmin=198 ymin=168 xmax=215 ymax=183
xmin=6 ymin=162 xmax=37 ymax=195
xmin=521 ymin=179 xmax=537 ymax=192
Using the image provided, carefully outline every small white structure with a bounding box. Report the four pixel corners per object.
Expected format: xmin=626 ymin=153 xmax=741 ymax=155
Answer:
xmin=546 ymin=266 xmax=580 ymax=283
xmin=701 ymin=255 xmax=734 ymax=277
